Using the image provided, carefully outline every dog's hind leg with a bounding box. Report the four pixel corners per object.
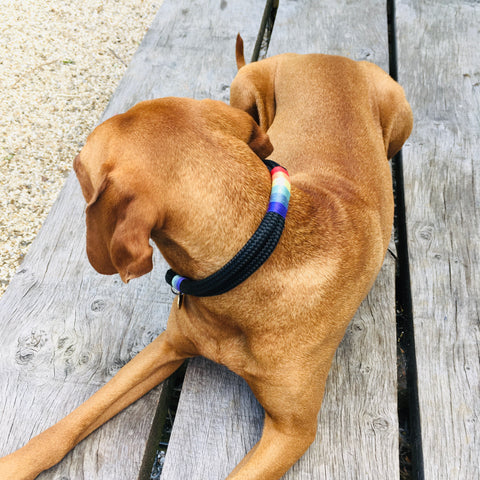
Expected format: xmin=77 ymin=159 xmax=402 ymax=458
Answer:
xmin=226 ymin=363 xmax=331 ymax=480
xmin=0 ymin=329 xmax=189 ymax=480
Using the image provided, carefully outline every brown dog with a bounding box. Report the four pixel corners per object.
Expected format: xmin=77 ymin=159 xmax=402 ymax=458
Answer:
xmin=0 ymin=38 xmax=412 ymax=479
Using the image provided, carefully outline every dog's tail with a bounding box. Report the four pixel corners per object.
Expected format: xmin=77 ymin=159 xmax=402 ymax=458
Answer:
xmin=235 ymin=33 xmax=246 ymax=70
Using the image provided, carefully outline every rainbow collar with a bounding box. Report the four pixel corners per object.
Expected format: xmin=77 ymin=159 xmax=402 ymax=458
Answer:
xmin=165 ymin=159 xmax=290 ymax=299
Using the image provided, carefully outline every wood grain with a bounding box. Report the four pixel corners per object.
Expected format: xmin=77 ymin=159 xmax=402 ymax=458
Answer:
xmin=162 ymin=0 xmax=399 ymax=478
xmin=396 ymin=1 xmax=480 ymax=478
xmin=0 ymin=0 xmax=264 ymax=479
xmin=161 ymin=357 xmax=265 ymax=480
xmin=268 ymin=0 xmax=389 ymax=67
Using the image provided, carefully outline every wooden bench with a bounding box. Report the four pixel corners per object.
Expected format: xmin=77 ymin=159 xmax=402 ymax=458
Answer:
xmin=396 ymin=1 xmax=480 ymax=478
xmin=0 ymin=1 xmax=478 ymax=479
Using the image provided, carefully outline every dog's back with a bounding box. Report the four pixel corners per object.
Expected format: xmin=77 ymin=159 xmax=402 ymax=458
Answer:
xmin=230 ymin=50 xmax=412 ymax=334
xmin=231 ymin=50 xmax=412 ymax=258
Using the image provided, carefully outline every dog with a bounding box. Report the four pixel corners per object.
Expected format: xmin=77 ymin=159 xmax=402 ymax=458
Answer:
xmin=0 ymin=36 xmax=412 ymax=480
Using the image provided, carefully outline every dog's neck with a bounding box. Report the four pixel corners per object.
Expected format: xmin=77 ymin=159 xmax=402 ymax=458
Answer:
xmin=151 ymin=155 xmax=272 ymax=281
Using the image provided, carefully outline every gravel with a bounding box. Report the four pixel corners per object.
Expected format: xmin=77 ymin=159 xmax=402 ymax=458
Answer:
xmin=0 ymin=0 xmax=162 ymax=296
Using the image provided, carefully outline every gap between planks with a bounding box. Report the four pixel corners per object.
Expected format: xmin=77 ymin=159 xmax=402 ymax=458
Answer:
xmin=387 ymin=0 xmax=425 ymax=478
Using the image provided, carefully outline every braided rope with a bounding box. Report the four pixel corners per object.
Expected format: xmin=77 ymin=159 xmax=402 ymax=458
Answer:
xmin=165 ymin=159 xmax=290 ymax=297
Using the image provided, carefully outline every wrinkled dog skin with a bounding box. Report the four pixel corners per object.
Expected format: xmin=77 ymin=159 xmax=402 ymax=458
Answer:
xmin=0 ymin=37 xmax=412 ymax=480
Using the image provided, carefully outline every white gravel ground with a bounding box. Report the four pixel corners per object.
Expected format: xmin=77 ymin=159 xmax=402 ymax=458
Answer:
xmin=0 ymin=0 xmax=161 ymax=296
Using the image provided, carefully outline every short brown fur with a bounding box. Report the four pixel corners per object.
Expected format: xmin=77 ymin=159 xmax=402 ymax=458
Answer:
xmin=0 ymin=42 xmax=412 ymax=479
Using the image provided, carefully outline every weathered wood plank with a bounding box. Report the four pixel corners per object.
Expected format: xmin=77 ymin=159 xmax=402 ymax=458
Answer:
xmin=267 ymin=2 xmax=398 ymax=477
xmin=0 ymin=0 xmax=263 ymax=479
xmin=161 ymin=357 xmax=265 ymax=479
xmin=267 ymin=0 xmax=389 ymax=67
xmin=162 ymin=0 xmax=399 ymax=478
xmin=396 ymin=1 xmax=480 ymax=478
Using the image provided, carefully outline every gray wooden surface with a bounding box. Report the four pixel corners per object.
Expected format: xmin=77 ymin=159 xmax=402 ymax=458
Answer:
xmin=161 ymin=1 xmax=399 ymax=479
xmin=0 ymin=0 xmax=264 ymax=479
xmin=397 ymin=1 xmax=480 ymax=479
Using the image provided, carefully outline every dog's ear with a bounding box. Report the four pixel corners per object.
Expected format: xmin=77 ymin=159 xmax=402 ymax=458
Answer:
xmin=74 ymin=153 xmax=98 ymax=203
xmin=85 ymin=175 xmax=155 ymax=283
xmin=362 ymin=62 xmax=413 ymax=159
xmin=201 ymin=98 xmax=273 ymax=159
xmin=230 ymin=59 xmax=277 ymax=131
xmin=248 ymin=118 xmax=274 ymax=159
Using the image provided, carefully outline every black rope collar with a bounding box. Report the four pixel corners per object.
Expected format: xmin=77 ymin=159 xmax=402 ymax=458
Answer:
xmin=165 ymin=159 xmax=291 ymax=298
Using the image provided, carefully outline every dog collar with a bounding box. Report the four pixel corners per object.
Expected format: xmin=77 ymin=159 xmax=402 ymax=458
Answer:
xmin=165 ymin=159 xmax=290 ymax=299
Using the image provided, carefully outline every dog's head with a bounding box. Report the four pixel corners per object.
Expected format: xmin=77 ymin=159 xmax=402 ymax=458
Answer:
xmin=74 ymin=97 xmax=273 ymax=283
